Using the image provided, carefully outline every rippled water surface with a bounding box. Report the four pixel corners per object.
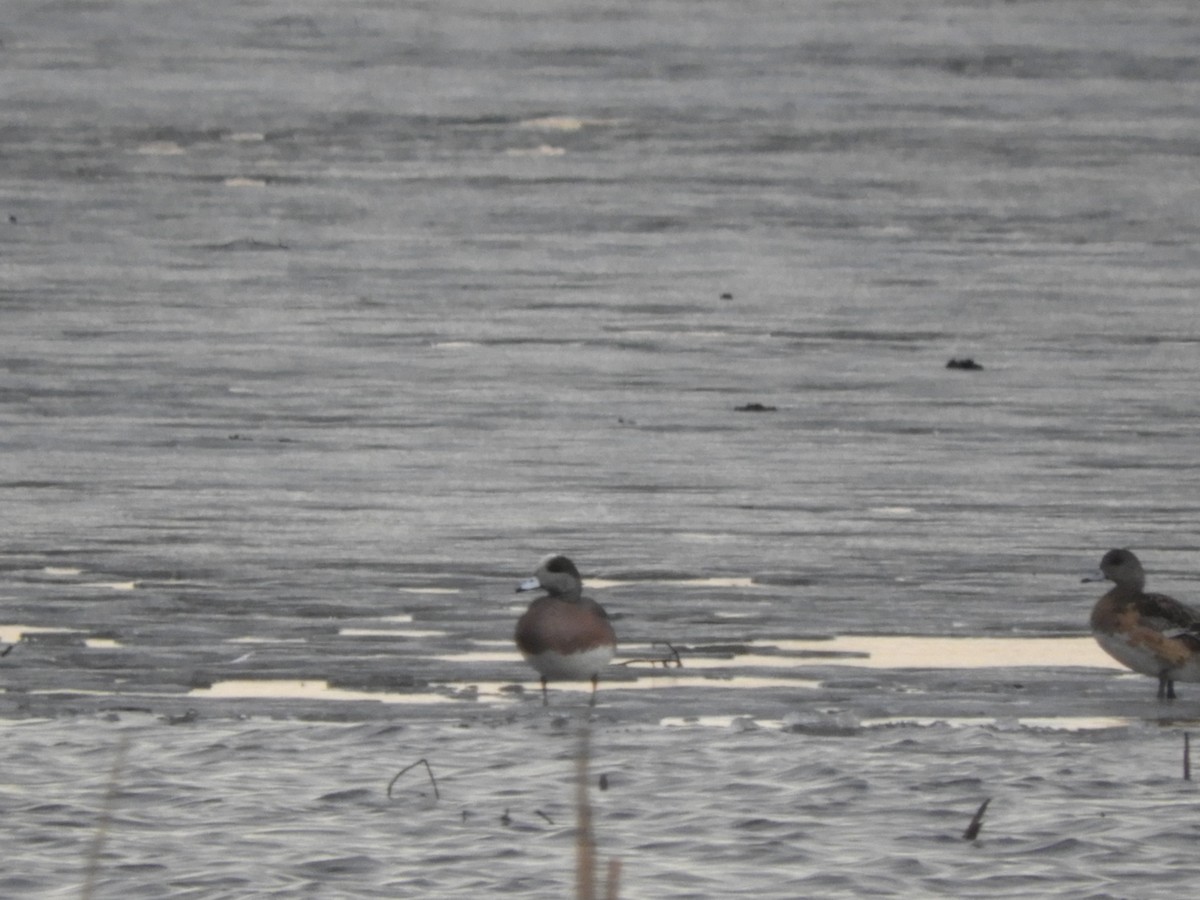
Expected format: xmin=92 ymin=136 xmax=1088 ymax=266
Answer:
xmin=4 ymin=0 xmax=1200 ymax=896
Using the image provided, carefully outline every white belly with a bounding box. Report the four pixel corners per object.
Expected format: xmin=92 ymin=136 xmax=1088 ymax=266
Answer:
xmin=522 ymin=645 xmax=614 ymax=681
xmin=1094 ymin=632 xmax=1200 ymax=682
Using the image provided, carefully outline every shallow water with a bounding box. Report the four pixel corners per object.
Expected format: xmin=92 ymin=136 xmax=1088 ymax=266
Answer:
xmin=4 ymin=0 xmax=1200 ymax=896
xmin=5 ymin=713 xmax=1200 ymax=899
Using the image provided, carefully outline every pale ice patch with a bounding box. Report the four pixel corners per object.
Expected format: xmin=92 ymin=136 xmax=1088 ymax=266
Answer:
xmin=505 ymin=144 xmax=566 ymax=157
xmin=860 ymin=715 xmax=1133 ymax=731
xmin=189 ymin=679 xmax=448 ymax=705
xmin=133 ymin=141 xmax=185 ymax=155
xmin=868 ymin=506 xmax=916 ymax=516
xmin=587 ymin=576 xmax=755 ymax=589
xmin=761 ymin=635 xmax=1119 ymax=670
xmin=340 ymin=627 xmax=447 ymax=638
xmin=0 ymin=624 xmax=86 ymax=643
xmin=517 ymin=116 xmax=621 ymax=130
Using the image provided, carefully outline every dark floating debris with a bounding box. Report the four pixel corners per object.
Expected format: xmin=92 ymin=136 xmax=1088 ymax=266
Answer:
xmin=962 ymin=797 xmax=991 ymax=840
xmin=1185 ymin=732 xmax=1192 ymax=781
xmin=208 ymin=238 xmax=289 ymax=252
xmin=946 ymin=358 xmax=983 ymax=371
xmin=734 ymin=402 xmax=777 ymax=413
xmin=720 ymin=292 xmax=734 ymax=300
xmin=318 ymin=788 xmax=372 ymax=803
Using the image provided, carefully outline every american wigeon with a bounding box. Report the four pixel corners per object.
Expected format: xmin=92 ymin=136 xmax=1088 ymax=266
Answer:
xmin=1085 ymin=548 xmax=1200 ymax=699
xmin=515 ymin=555 xmax=617 ymax=706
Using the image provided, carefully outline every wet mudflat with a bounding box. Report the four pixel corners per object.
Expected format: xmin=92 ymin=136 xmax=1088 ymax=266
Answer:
xmin=5 ymin=0 xmax=1200 ymax=896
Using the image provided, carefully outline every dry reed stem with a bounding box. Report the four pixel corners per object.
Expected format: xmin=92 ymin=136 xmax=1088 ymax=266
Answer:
xmin=576 ymin=726 xmax=596 ymax=900
xmin=80 ymin=735 xmax=129 ymax=900
xmin=575 ymin=724 xmax=620 ymax=899
xmin=605 ymin=858 xmax=622 ymax=900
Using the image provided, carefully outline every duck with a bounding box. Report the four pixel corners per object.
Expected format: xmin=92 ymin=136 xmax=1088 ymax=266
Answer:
xmin=1085 ymin=548 xmax=1200 ymax=699
xmin=515 ymin=555 xmax=617 ymax=706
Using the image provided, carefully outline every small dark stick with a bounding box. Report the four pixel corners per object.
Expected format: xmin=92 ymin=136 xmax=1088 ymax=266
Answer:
xmin=386 ymin=758 xmax=440 ymax=800
xmin=1185 ymin=733 xmax=1192 ymax=781
xmin=962 ymin=798 xmax=991 ymax=840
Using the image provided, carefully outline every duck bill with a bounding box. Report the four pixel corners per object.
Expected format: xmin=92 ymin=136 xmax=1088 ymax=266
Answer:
xmin=516 ymin=576 xmax=541 ymax=593
xmin=1081 ymin=569 xmax=1107 ymax=583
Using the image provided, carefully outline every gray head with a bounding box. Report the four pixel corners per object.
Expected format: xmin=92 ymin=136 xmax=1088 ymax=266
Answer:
xmin=1084 ymin=548 xmax=1146 ymax=591
xmin=516 ymin=554 xmax=583 ymax=599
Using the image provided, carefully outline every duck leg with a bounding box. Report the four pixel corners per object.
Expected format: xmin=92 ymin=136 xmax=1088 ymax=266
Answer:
xmin=589 ymin=674 xmax=599 ymax=707
xmin=1158 ymin=673 xmax=1177 ymax=700
xmin=541 ymin=676 xmax=549 ymax=706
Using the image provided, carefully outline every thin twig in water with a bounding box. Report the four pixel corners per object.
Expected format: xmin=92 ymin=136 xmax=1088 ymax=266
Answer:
xmin=81 ymin=736 xmax=130 ymax=900
xmin=962 ymin=798 xmax=991 ymax=841
xmin=536 ymin=809 xmax=555 ymax=825
xmin=1185 ymin=733 xmax=1192 ymax=782
xmin=654 ymin=641 xmax=683 ymax=667
xmin=387 ymin=758 xmax=440 ymax=800
xmin=617 ymin=641 xmax=683 ymax=669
